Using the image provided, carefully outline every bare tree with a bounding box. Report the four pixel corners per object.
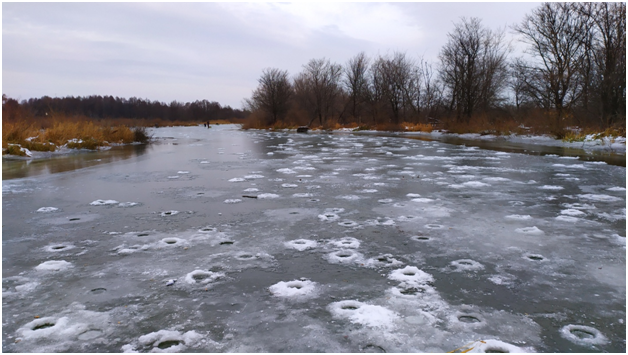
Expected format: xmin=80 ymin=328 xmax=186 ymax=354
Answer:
xmin=439 ymin=17 xmax=510 ymax=122
xmin=513 ymin=3 xmax=590 ymax=125
xmin=579 ymin=2 xmax=626 ymax=127
xmin=343 ymin=52 xmax=370 ymax=124
xmin=370 ymin=52 xmax=418 ymax=124
xmin=245 ymin=68 xmax=292 ymax=125
xmin=295 ymin=58 xmax=343 ymax=127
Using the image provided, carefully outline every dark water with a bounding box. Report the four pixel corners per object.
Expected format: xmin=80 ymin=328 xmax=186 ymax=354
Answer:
xmin=2 ymin=125 xmax=625 ymax=352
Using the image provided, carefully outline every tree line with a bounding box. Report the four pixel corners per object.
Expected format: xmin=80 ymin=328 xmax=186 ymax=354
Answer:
xmin=245 ymin=2 xmax=625 ymax=133
xmin=2 ymin=94 xmax=248 ymax=122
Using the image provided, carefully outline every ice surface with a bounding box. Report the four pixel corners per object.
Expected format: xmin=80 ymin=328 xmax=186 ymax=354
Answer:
xmin=3 ymin=125 xmax=625 ymax=353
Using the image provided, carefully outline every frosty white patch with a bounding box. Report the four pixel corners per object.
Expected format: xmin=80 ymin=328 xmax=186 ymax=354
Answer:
xmin=89 ymin=199 xmax=119 ymax=206
xmin=269 ymin=279 xmax=317 ymax=298
xmin=328 ymin=300 xmax=398 ymax=329
xmin=284 ymin=239 xmax=317 ymax=251
xmin=35 ymin=260 xmax=73 ymax=271
xmin=515 ymin=226 xmax=544 ymax=235
xmin=37 ymin=207 xmax=59 ymax=213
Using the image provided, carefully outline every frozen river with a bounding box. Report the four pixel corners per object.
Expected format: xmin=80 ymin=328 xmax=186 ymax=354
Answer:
xmin=2 ymin=125 xmax=625 ymax=352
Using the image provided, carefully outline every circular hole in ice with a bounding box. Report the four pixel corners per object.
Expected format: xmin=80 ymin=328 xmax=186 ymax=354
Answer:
xmin=458 ymin=315 xmax=481 ymax=323
xmin=570 ymin=328 xmax=596 ymax=339
xmin=415 ymin=236 xmax=430 ymax=241
xmin=51 ymin=245 xmax=66 ymax=250
xmin=484 ymin=347 xmax=509 ymax=353
xmin=403 ymin=271 xmax=416 ymax=276
xmin=362 ymin=344 xmax=386 ymax=353
xmin=33 ymin=322 xmax=55 ymax=330
xmin=69 ymin=218 xmax=80 ymax=221
xmin=377 ymin=257 xmax=391 ymax=263
xmin=341 ymin=305 xmax=359 ymax=310
xmin=192 ymin=274 xmax=208 ymax=281
xmin=157 ymin=340 xmax=181 ymax=349
xmin=288 ymin=284 xmax=302 ymax=289
xmin=528 ymin=255 xmax=544 ymax=261
xmin=458 ymin=261 xmax=473 ymax=265
xmin=164 ymin=212 xmax=172 ymax=215
xmin=337 ymin=252 xmax=352 ymax=258
xmin=137 ymin=233 xmax=149 ymax=237
xmin=78 ymin=330 xmax=103 ymax=340
xmin=220 ymin=241 xmax=234 ymax=245
xmin=289 ymin=212 xmax=299 ymax=215
xmin=400 ymin=287 xmax=426 ymax=295
xmin=238 ymin=254 xmax=254 ymax=259
xmin=91 ymin=288 xmax=107 ymax=294
xmin=293 ymin=241 xmax=305 ymax=244
xmin=164 ymin=239 xmax=177 ymax=244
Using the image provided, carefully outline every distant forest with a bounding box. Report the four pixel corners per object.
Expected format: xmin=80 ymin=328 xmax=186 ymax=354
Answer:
xmin=2 ymin=94 xmax=249 ymax=123
xmin=245 ymin=2 xmax=626 ymax=134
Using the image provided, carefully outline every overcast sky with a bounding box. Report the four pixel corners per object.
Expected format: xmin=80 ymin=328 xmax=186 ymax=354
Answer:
xmin=3 ymin=2 xmax=541 ymax=109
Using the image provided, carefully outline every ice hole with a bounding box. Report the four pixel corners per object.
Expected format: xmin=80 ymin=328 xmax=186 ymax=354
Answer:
xmin=484 ymin=347 xmax=509 ymax=353
xmin=294 ymin=241 xmax=305 ymax=244
xmin=341 ymin=305 xmax=359 ymax=310
xmin=69 ymin=218 xmax=80 ymax=221
xmin=400 ymin=287 xmax=425 ymax=295
xmin=528 ymin=255 xmax=544 ymax=261
xmin=377 ymin=257 xmax=391 ymax=263
xmin=164 ymin=212 xmax=172 ymax=215
xmin=157 ymin=340 xmax=181 ymax=349
xmin=458 ymin=315 xmax=481 ymax=323
xmin=91 ymin=288 xmax=107 ymax=294
xmin=163 ymin=239 xmax=177 ymax=244
xmin=288 ymin=284 xmax=302 ymax=289
xmin=571 ymin=328 xmax=595 ymax=339
xmin=337 ymin=253 xmax=352 ymax=258
xmin=192 ymin=274 xmax=208 ymax=281
xmin=33 ymin=322 xmax=55 ymax=330
xmin=237 ymin=254 xmax=254 ymax=259
xmin=458 ymin=261 xmax=472 ymax=265
xmin=137 ymin=233 xmax=149 ymax=237
xmin=52 ymin=246 xmax=66 ymax=250
xmin=403 ymin=271 xmax=416 ymax=276
xmin=362 ymin=344 xmax=386 ymax=353
xmin=220 ymin=241 xmax=234 ymax=245
xmin=289 ymin=212 xmax=299 ymax=214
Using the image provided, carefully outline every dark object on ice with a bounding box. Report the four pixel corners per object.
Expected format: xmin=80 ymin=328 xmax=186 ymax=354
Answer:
xmin=166 ymin=279 xmax=176 ymax=286
xmin=297 ymin=126 xmax=309 ymax=133
xmin=242 ymin=195 xmax=258 ymax=199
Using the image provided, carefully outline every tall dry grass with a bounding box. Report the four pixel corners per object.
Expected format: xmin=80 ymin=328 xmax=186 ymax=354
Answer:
xmin=2 ymin=115 xmax=156 ymax=154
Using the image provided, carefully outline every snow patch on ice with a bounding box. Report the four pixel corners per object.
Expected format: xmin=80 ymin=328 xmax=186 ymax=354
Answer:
xmin=328 ymin=300 xmax=399 ymax=329
xmin=89 ymin=199 xmax=119 ymax=206
xmin=284 ymin=239 xmax=318 ymax=251
xmin=506 ymin=214 xmax=532 ymax=220
xmin=224 ymin=199 xmax=242 ymax=204
xmin=515 ymin=226 xmax=544 ymax=235
xmin=35 ymin=260 xmax=73 ymax=271
xmin=36 ymin=207 xmax=59 ymax=213
xmin=449 ymin=259 xmax=484 ymax=272
xmin=539 ymin=185 xmax=563 ymax=190
xmin=258 ymin=193 xmax=280 ymax=199
xmin=269 ymin=279 xmax=317 ymax=298
xmin=578 ymin=194 xmax=622 ymax=202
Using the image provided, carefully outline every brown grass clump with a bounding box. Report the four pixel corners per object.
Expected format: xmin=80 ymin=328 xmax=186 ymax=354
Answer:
xmin=2 ymin=115 xmax=154 ymax=155
xmin=403 ymin=122 xmax=434 ymax=132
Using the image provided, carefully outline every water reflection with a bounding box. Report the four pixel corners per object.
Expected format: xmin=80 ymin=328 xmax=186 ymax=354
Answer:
xmin=2 ymin=144 xmax=149 ymax=180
